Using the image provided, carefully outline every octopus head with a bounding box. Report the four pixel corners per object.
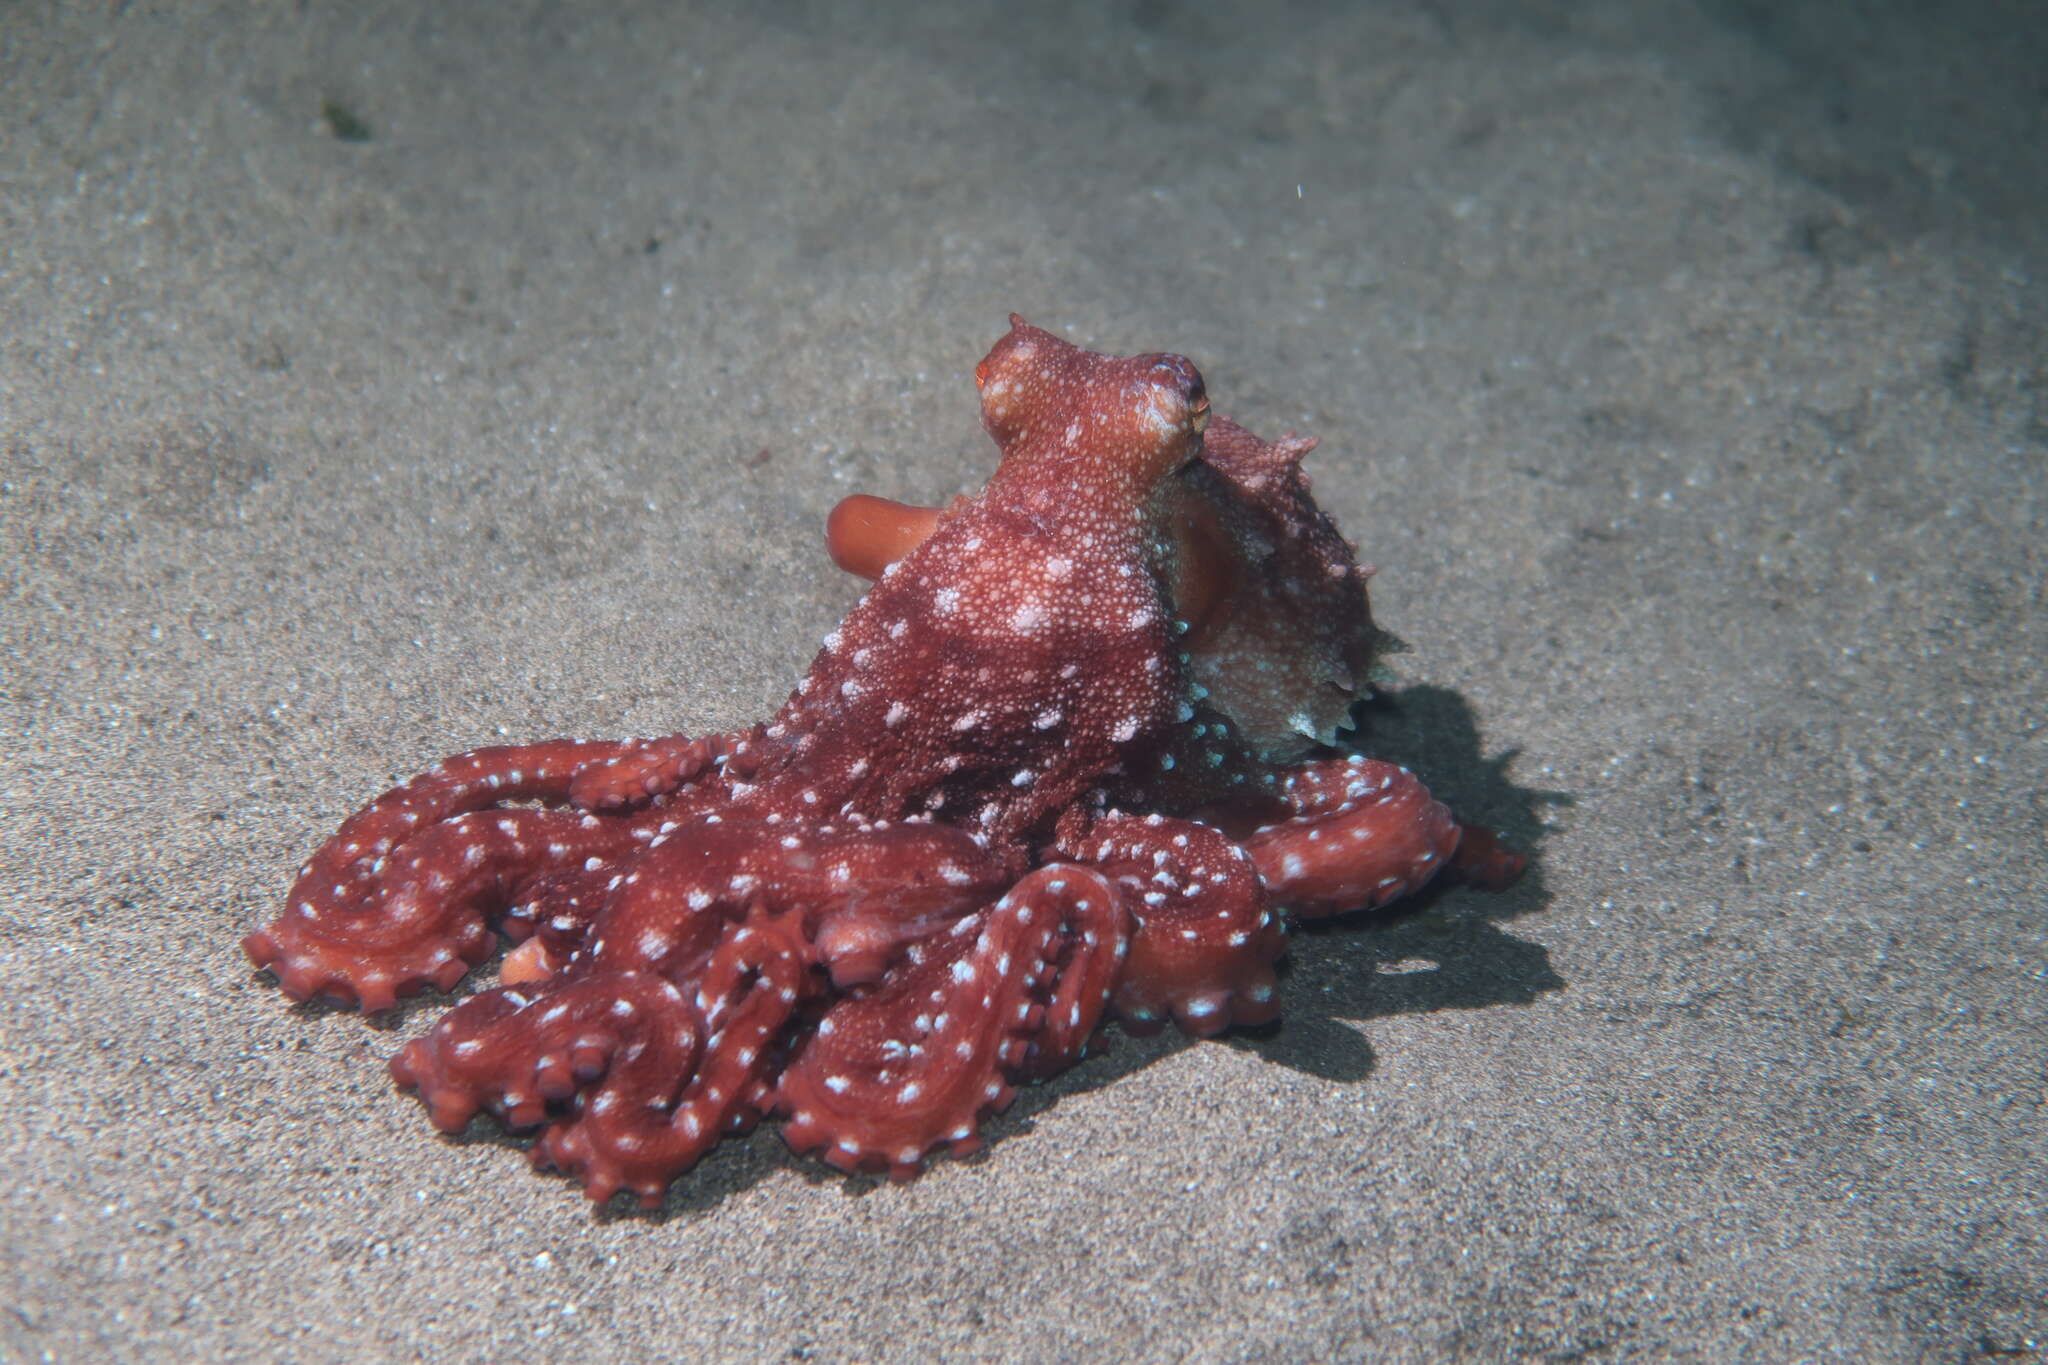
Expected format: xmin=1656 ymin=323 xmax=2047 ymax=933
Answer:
xmin=977 ymin=315 xmax=1210 ymax=512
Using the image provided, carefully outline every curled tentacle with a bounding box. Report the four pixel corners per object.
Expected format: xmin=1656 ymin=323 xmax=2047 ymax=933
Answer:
xmin=389 ymin=970 xmax=691 ymax=1133
xmin=245 ymin=802 xmax=647 ymax=1012
xmin=535 ymin=907 xmax=809 ymax=1206
xmin=777 ymin=866 xmax=1127 ymax=1180
xmin=1064 ymin=812 xmax=1285 ymax=1035
xmin=1244 ymin=756 xmax=1460 ymax=918
xmin=1010 ymin=866 xmax=1129 ymax=1078
xmin=274 ymin=740 xmax=657 ymax=909
xmin=244 ymin=739 xmax=674 ymax=1009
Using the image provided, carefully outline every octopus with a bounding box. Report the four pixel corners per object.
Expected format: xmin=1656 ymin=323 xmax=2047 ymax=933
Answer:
xmin=243 ymin=316 xmax=1524 ymax=1206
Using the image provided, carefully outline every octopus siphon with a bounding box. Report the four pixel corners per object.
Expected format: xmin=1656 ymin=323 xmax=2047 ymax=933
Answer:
xmin=243 ymin=316 xmax=1524 ymax=1206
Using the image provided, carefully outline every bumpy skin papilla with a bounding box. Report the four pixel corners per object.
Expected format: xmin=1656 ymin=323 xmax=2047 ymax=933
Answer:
xmin=244 ymin=316 xmax=1523 ymax=1206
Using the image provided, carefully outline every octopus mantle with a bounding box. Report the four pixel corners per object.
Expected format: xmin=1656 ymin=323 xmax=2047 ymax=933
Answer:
xmin=244 ymin=317 xmax=1522 ymax=1206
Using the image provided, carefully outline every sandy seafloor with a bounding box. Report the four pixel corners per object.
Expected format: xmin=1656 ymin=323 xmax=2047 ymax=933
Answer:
xmin=3 ymin=1 xmax=2044 ymax=1360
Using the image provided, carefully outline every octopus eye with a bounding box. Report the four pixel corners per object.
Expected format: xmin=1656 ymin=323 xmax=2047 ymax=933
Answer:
xmin=1190 ymin=389 xmax=1210 ymax=435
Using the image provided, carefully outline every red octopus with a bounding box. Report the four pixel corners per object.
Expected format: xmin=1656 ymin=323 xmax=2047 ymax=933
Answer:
xmin=243 ymin=317 xmax=1523 ymax=1206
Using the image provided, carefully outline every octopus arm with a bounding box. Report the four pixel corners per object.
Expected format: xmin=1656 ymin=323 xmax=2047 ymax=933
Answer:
xmin=244 ymin=739 xmax=678 ymax=1011
xmin=1243 ymin=756 xmax=1462 ymax=918
xmin=393 ymin=909 xmax=806 ymax=1207
xmin=390 ymin=969 xmax=696 ymax=1134
xmin=1061 ymin=812 xmax=1286 ymax=1035
xmin=776 ymin=865 xmax=1128 ymax=1180
xmin=567 ymin=732 xmax=732 ymax=810
xmin=570 ymin=819 xmax=1018 ymax=986
xmin=532 ymin=908 xmax=810 ymax=1206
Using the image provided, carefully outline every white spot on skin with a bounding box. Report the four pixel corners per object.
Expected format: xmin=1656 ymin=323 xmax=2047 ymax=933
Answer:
xmin=885 ymin=702 xmax=910 ymax=728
